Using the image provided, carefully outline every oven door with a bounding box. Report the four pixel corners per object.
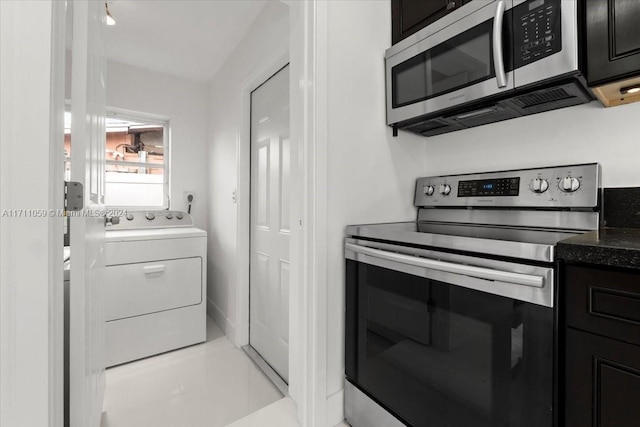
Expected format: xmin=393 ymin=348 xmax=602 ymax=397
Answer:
xmin=386 ymin=0 xmax=515 ymax=126
xmin=345 ymin=239 xmax=555 ymax=427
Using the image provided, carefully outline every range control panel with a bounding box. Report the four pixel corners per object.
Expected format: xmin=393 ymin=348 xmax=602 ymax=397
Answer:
xmin=513 ymin=0 xmax=562 ymax=69
xmin=458 ymin=177 xmax=521 ymax=197
xmin=106 ymin=210 xmax=194 ymax=230
xmin=415 ymin=163 xmax=599 ymax=208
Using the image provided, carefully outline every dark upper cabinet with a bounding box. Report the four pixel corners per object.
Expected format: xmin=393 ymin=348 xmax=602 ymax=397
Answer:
xmin=584 ymin=0 xmax=640 ymax=86
xmin=563 ymin=265 xmax=640 ymax=427
xmin=391 ymin=0 xmax=472 ymax=45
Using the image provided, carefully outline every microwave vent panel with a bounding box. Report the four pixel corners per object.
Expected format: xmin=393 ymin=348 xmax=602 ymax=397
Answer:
xmin=513 ymin=88 xmax=575 ymax=109
xmin=405 ymin=118 xmax=463 ymax=136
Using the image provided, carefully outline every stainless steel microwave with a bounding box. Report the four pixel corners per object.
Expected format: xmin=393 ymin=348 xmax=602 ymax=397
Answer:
xmin=385 ymin=0 xmax=593 ymax=137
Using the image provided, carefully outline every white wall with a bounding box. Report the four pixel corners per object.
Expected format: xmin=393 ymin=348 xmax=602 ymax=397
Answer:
xmin=322 ymin=0 xmax=429 ymax=420
xmin=320 ymin=0 xmax=640 ymax=424
xmin=207 ymin=1 xmax=289 ymax=341
xmin=419 ymin=101 xmax=640 ymax=187
xmin=106 ymin=61 xmax=210 ymax=229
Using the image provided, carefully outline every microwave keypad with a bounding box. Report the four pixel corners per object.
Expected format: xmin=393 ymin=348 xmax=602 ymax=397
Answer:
xmin=513 ymin=0 xmax=562 ymax=69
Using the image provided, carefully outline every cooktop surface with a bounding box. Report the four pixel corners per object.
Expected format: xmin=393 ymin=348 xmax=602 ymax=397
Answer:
xmin=346 ymin=222 xmax=584 ymax=262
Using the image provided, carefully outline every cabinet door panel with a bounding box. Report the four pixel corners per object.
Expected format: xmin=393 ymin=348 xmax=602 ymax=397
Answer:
xmin=402 ymin=0 xmax=448 ymax=32
xmin=392 ymin=0 xmax=471 ymax=45
xmin=613 ymin=0 xmax=640 ymax=56
xmin=586 ymin=0 xmax=640 ymax=86
xmin=565 ymin=328 xmax=640 ymax=427
xmin=565 ymin=265 xmax=640 ymax=346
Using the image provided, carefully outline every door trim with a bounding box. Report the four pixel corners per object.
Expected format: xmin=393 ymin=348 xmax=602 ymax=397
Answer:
xmin=288 ymin=1 xmax=330 ymax=425
xmin=0 ymin=1 xmax=66 ymax=426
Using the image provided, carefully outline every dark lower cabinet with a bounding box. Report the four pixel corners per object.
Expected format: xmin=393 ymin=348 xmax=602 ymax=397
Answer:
xmin=391 ymin=0 xmax=472 ymax=45
xmin=564 ymin=264 xmax=640 ymax=427
xmin=565 ymin=329 xmax=640 ymax=427
xmin=584 ymin=0 xmax=640 ymax=86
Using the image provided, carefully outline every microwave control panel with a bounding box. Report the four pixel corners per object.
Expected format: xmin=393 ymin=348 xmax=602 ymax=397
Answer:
xmin=513 ymin=0 xmax=562 ymax=69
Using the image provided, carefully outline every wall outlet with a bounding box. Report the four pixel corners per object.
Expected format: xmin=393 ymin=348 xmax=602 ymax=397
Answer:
xmin=184 ymin=191 xmax=196 ymax=204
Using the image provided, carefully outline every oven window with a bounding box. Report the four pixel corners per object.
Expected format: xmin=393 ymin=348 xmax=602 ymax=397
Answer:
xmin=345 ymin=260 xmax=553 ymax=427
xmin=392 ymin=19 xmax=496 ymax=108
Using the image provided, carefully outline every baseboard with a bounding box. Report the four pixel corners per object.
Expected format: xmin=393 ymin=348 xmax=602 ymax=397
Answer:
xmin=207 ymin=299 xmax=227 ymax=333
xmin=207 ymin=298 xmax=238 ymax=345
xmin=327 ymin=387 xmax=345 ymax=427
xmin=226 ymin=321 xmax=237 ymax=346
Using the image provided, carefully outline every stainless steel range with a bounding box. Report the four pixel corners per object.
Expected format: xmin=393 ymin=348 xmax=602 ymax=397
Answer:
xmin=344 ymin=163 xmax=600 ymax=427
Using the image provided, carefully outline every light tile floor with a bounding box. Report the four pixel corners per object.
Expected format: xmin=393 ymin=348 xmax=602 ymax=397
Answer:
xmin=224 ymin=397 xmax=350 ymax=427
xmin=100 ymin=317 xmax=283 ymax=427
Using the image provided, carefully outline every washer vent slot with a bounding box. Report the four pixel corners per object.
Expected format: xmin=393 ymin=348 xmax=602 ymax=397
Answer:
xmin=514 ymin=88 xmax=575 ymax=108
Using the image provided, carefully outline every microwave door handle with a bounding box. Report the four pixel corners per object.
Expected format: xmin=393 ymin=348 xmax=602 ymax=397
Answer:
xmin=345 ymin=243 xmax=545 ymax=288
xmin=493 ymin=0 xmax=507 ymax=88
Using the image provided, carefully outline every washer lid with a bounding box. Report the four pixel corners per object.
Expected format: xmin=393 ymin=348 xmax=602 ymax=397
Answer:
xmin=106 ymin=227 xmax=206 ymax=242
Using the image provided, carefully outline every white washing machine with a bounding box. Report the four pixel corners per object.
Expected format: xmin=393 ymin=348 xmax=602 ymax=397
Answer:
xmin=104 ymin=210 xmax=207 ymax=367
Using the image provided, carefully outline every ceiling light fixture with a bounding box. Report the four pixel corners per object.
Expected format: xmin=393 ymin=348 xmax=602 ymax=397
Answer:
xmin=105 ymin=2 xmax=116 ymax=26
xmin=620 ymin=84 xmax=640 ymax=95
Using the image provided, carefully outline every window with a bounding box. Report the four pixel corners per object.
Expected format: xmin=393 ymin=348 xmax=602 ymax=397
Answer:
xmin=104 ymin=110 xmax=169 ymax=208
xmin=64 ymin=109 xmax=170 ymax=208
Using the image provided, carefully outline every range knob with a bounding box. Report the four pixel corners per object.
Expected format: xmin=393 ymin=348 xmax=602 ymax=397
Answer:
xmin=176 ymin=212 xmax=184 ymax=220
xmin=531 ymin=178 xmax=549 ymax=194
xmin=166 ymin=213 xmax=173 ymax=219
xmin=423 ymin=185 xmax=435 ymax=196
xmin=126 ymin=213 xmax=134 ymax=221
xmin=145 ymin=212 xmax=156 ymax=221
xmin=439 ymin=184 xmax=452 ymax=196
xmin=560 ymin=176 xmax=580 ymax=193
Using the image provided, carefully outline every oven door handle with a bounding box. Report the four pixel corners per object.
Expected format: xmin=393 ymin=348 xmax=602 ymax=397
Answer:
xmin=345 ymin=243 xmax=544 ymax=288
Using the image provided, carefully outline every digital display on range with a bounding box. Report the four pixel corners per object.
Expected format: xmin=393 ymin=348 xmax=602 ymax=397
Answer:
xmin=458 ymin=177 xmax=520 ymax=197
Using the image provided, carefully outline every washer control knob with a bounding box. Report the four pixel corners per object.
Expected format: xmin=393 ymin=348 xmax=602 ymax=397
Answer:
xmin=176 ymin=212 xmax=184 ymax=220
xmin=423 ymin=185 xmax=435 ymax=196
xmin=439 ymin=184 xmax=452 ymax=196
xmin=105 ymin=215 xmax=120 ymax=226
xmin=560 ymin=176 xmax=580 ymax=193
xmin=166 ymin=213 xmax=173 ymax=220
xmin=145 ymin=212 xmax=156 ymax=221
xmin=126 ymin=213 xmax=134 ymax=221
xmin=531 ymin=178 xmax=549 ymax=193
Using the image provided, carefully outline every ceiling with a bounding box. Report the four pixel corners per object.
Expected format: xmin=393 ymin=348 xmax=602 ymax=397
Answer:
xmin=105 ymin=0 xmax=269 ymax=82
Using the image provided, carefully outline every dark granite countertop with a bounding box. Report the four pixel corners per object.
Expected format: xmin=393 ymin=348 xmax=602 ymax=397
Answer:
xmin=556 ymin=228 xmax=640 ymax=270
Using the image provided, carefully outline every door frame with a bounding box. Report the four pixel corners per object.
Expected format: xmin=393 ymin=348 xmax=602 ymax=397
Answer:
xmin=0 ymin=1 xmax=66 ymax=426
xmin=287 ymin=2 xmax=330 ymax=425
xmin=235 ymin=2 xmax=330 ymax=426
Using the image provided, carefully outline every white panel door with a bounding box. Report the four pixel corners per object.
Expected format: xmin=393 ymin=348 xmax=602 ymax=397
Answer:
xmin=250 ymin=65 xmax=291 ymax=382
xmin=69 ymin=1 xmax=107 ymax=426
